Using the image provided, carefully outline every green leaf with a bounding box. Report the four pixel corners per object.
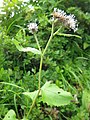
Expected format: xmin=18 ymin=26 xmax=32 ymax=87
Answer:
xmin=13 ymin=40 xmax=41 ymax=54
xmin=41 ymin=81 xmax=73 ymax=106
xmin=23 ymin=90 xmax=39 ymax=100
xmin=3 ymin=110 xmax=18 ymax=120
xmin=56 ymin=33 xmax=82 ymax=39
xmin=83 ymin=42 xmax=90 ymax=49
xmin=20 ymin=47 xmax=41 ymax=54
xmin=82 ymin=89 xmax=90 ymax=112
xmin=0 ymin=82 xmax=25 ymax=90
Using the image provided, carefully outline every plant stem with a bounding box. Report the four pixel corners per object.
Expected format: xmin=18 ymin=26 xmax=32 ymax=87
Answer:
xmin=34 ymin=33 xmax=41 ymax=52
xmin=27 ymin=22 xmax=54 ymax=118
xmin=26 ymin=54 xmax=43 ymax=118
xmin=53 ymin=26 xmax=62 ymax=36
xmin=14 ymin=94 xmax=20 ymax=120
xmin=26 ymin=89 xmax=40 ymax=118
xmin=38 ymin=55 xmax=43 ymax=90
xmin=42 ymin=22 xmax=54 ymax=56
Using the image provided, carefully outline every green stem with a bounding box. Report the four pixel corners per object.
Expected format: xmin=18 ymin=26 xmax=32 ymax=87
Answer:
xmin=42 ymin=22 xmax=54 ymax=56
xmin=53 ymin=26 xmax=62 ymax=36
xmin=26 ymin=89 xmax=40 ymax=118
xmin=34 ymin=33 xmax=41 ymax=52
xmin=26 ymin=55 xmax=43 ymax=118
xmin=38 ymin=55 xmax=43 ymax=90
xmin=27 ymin=22 xmax=54 ymax=118
xmin=14 ymin=94 xmax=20 ymax=120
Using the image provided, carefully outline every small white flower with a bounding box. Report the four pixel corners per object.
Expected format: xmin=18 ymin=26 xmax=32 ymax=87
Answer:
xmin=28 ymin=5 xmax=34 ymax=11
xmin=27 ymin=23 xmax=38 ymax=33
xmin=10 ymin=12 xmax=14 ymax=18
xmin=65 ymin=14 xmax=78 ymax=32
xmin=33 ymin=0 xmax=38 ymax=2
xmin=23 ymin=0 xmax=29 ymax=2
xmin=0 ymin=0 xmax=3 ymax=7
xmin=53 ymin=8 xmax=78 ymax=32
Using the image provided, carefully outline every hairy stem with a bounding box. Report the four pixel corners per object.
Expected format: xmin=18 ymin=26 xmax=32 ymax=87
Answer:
xmin=34 ymin=33 xmax=41 ymax=52
xmin=42 ymin=22 xmax=54 ymax=56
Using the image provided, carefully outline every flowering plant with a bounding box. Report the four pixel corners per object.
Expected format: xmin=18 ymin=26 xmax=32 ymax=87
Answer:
xmin=13 ymin=8 xmax=81 ymax=119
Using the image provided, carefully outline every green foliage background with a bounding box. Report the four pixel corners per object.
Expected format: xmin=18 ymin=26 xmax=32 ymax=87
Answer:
xmin=0 ymin=0 xmax=90 ymax=119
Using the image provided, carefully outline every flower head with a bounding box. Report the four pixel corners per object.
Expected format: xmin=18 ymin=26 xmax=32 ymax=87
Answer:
xmin=52 ymin=8 xmax=78 ymax=32
xmin=28 ymin=5 xmax=34 ymax=11
xmin=27 ymin=23 xmax=38 ymax=33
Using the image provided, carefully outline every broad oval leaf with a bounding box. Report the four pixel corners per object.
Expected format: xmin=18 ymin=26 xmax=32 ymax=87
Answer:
xmin=41 ymin=81 xmax=73 ymax=106
xmin=23 ymin=90 xmax=39 ymax=100
xmin=3 ymin=109 xmax=18 ymax=120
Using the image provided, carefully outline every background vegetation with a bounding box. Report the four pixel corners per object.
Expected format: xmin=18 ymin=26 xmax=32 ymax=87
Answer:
xmin=0 ymin=0 xmax=90 ymax=119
